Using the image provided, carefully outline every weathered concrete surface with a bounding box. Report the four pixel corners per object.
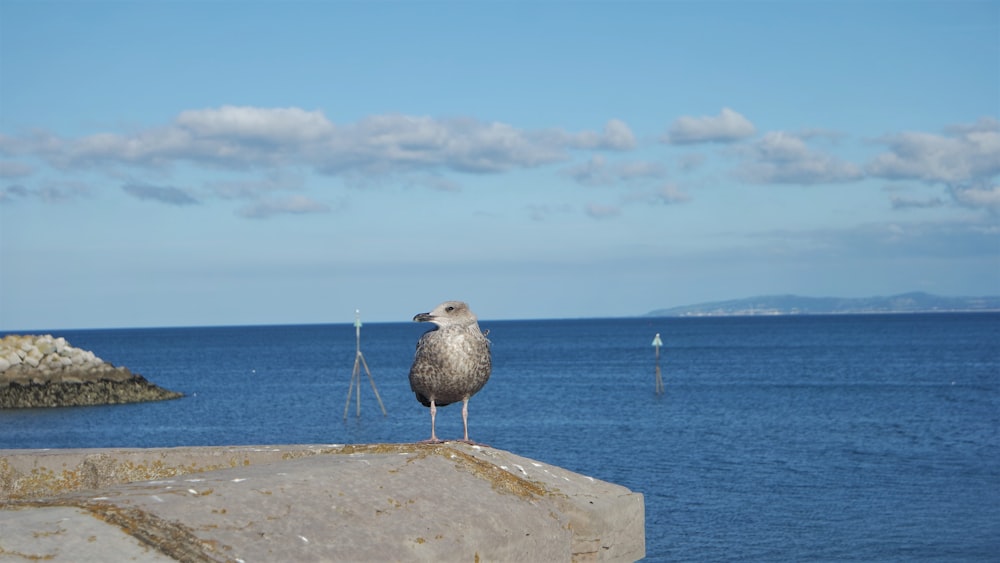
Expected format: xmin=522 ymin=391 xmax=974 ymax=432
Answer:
xmin=0 ymin=506 xmax=178 ymax=562
xmin=0 ymin=444 xmax=645 ymax=562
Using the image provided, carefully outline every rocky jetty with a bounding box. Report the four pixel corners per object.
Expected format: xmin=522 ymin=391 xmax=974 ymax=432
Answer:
xmin=0 ymin=335 xmax=182 ymax=408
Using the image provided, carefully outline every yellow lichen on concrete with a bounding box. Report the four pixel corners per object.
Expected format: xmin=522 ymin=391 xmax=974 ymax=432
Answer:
xmin=337 ymin=443 xmax=551 ymax=500
xmin=0 ymin=460 xmax=87 ymax=500
xmin=3 ymin=455 xmax=245 ymax=500
xmin=2 ymin=444 xmax=555 ymax=503
xmin=82 ymin=501 xmax=225 ymax=562
xmin=83 ymin=456 xmax=235 ymax=494
xmin=0 ymin=498 xmax=225 ymax=562
xmin=279 ymin=447 xmax=339 ymax=461
xmin=0 ymin=544 xmax=58 ymax=561
xmin=1 ymin=446 xmax=363 ymax=500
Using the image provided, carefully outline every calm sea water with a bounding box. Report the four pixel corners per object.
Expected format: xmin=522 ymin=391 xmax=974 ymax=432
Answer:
xmin=2 ymin=314 xmax=998 ymax=561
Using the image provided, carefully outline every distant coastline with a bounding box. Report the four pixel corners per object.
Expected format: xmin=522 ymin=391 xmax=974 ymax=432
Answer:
xmin=646 ymin=292 xmax=1000 ymax=317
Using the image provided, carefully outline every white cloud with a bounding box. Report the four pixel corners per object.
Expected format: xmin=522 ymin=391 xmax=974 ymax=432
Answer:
xmin=734 ymin=131 xmax=863 ymax=184
xmin=944 ymin=116 xmax=1000 ymax=136
xmin=0 ymin=108 xmax=637 ymax=177
xmin=565 ymin=155 xmax=665 ymax=186
xmin=951 ymin=184 xmax=1000 ymax=213
xmin=569 ymin=119 xmax=637 ymax=150
xmin=602 ymin=119 xmax=638 ymax=150
xmin=318 ymin=114 xmax=637 ymax=175
xmin=664 ymin=108 xmax=756 ymax=145
xmin=175 ymin=106 xmax=334 ymax=143
xmin=576 ymin=178 xmax=694 ymax=219
xmin=867 ymin=117 xmax=1000 ymax=185
xmin=566 ymin=155 xmax=611 ymax=185
xmin=322 ymin=114 xmax=567 ymax=174
xmin=867 ymin=118 xmax=1000 ymax=213
xmin=52 ymin=127 xmax=227 ymax=169
xmin=654 ymin=183 xmax=691 ymax=204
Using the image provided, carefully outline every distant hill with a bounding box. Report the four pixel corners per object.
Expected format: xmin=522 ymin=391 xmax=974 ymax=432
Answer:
xmin=646 ymin=292 xmax=1000 ymax=317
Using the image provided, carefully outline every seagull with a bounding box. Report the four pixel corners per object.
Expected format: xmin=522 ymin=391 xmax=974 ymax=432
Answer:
xmin=408 ymin=301 xmax=492 ymax=444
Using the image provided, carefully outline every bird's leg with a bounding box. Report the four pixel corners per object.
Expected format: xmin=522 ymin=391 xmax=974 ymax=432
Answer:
xmin=454 ymin=397 xmax=485 ymax=446
xmin=461 ymin=397 xmax=469 ymax=442
xmin=455 ymin=398 xmax=489 ymax=446
xmin=418 ymin=400 xmax=443 ymax=444
xmin=431 ymin=400 xmax=439 ymax=442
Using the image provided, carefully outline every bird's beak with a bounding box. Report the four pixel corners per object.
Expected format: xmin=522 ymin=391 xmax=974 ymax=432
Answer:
xmin=413 ymin=312 xmax=434 ymax=322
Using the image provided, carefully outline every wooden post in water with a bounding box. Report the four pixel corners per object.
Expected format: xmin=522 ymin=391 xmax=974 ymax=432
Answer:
xmin=343 ymin=309 xmax=388 ymax=419
xmin=652 ymin=333 xmax=665 ymax=394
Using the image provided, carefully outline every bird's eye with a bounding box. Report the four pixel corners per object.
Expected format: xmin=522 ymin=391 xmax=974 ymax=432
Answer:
xmin=445 ymin=306 xmax=455 ymax=312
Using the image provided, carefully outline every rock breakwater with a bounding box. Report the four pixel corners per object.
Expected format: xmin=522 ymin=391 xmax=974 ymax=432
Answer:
xmin=0 ymin=335 xmax=182 ymax=408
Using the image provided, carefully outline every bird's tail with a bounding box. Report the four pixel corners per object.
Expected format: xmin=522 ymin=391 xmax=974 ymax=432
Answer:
xmin=414 ymin=392 xmax=453 ymax=408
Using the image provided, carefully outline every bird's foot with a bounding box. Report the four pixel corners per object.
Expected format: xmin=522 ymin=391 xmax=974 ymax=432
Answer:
xmin=416 ymin=438 xmax=444 ymax=445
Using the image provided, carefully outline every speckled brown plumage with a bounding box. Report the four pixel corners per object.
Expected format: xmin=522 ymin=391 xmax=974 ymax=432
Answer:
xmin=408 ymin=301 xmax=491 ymax=444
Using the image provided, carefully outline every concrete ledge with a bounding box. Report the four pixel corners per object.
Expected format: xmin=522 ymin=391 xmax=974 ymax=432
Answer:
xmin=0 ymin=444 xmax=644 ymax=562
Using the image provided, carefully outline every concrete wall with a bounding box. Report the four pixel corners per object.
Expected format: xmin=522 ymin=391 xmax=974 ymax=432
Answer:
xmin=0 ymin=443 xmax=644 ymax=562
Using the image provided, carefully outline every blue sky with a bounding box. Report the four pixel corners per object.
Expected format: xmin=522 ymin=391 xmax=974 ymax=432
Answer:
xmin=1 ymin=0 xmax=998 ymax=330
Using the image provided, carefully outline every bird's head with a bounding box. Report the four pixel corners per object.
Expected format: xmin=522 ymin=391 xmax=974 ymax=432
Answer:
xmin=413 ymin=301 xmax=478 ymax=328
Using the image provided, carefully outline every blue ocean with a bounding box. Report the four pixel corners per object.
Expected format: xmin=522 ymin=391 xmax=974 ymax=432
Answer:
xmin=2 ymin=313 xmax=998 ymax=561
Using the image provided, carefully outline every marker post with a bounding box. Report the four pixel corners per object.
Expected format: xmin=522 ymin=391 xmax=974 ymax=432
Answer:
xmin=652 ymin=333 xmax=665 ymax=394
xmin=343 ymin=309 xmax=387 ymax=419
